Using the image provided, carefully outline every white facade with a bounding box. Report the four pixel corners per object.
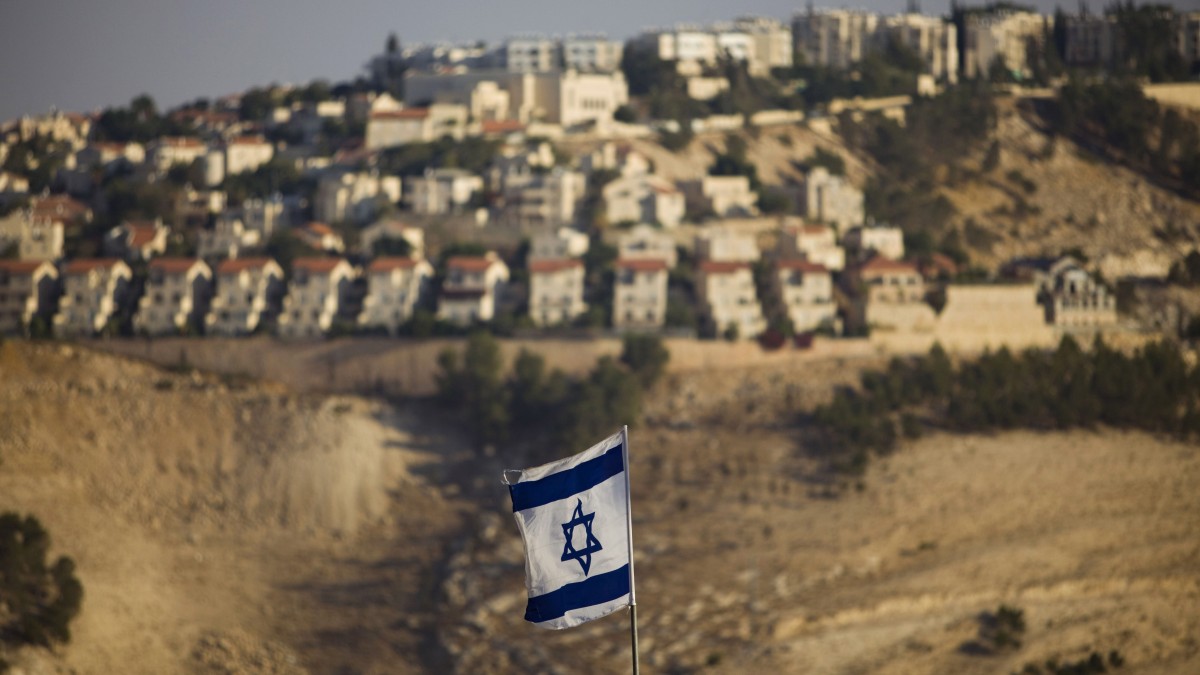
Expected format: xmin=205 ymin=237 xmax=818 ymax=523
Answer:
xmin=148 ymin=137 xmax=207 ymax=173
xmin=134 ymin=258 xmax=212 ymax=336
xmin=359 ymin=257 xmax=433 ymax=334
xmin=365 ymin=104 xmax=469 ymax=150
xmin=17 ymin=215 xmax=64 ymax=261
xmin=793 ymin=10 xmax=881 ymax=71
xmin=697 ymin=261 xmax=766 ymax=339
xmin=507 ymin=38 xmax=559 ymax=72
xmin=613 ymin=258 xmax=670 ymax=330
xmin=223 ymin=136 xmax=274 ymax=175
xmin=502 ymin=168 xmax=586 ymax=227
xmin=406 ymin=169 xmax=484 ymax=215
xmin=883 ymin=14 xmax=959 ymax=83
xmin=602 ymin=175 xmax=686 ymax=228
xmin=845 ymin=225 xmax=905 ymax=261
xmin=682 ymin=175 xmax=759 ymax=218
xmin=206 ymin=258 xmax=285 ymax=336
xmin=803 ymin=167 xmax=864 ymax=236
xmin=963 ymin=10 xmax=1048 ymax=80
xmin=617 ymin=224 xmax=678 ymax=267
xmin=315 ymin=171 xmax=402 ymax=225
xmin=54 ymin=259 xmax=133 ymax=337
xmin=735 ymin=16 xmax=795 ymax=71
xmin=696 ymin=228 xmax=760 ymax=264
xmin=437 ymin=253 xmax=510 ymax=325
xmin=278 ymin=258 xmax=358 ymax=339
xmin=528 ymin=258 xmax=587 ymax=326
xmin=0 ymin=260 xmax=57 ymax=334
xmin=360 ymin=220 xmax=425 ymax=258
xmin=774 ymin=259 xmax=836 ymax=332
xmin=530 ymin=227 xmax=590 ymax=261
xmin=563 ymin=37 xmax=624 ymax=72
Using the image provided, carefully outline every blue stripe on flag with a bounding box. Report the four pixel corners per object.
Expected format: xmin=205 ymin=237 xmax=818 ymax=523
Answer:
xmin=524 ymin=564 xmax=631 ymax=623
xmin=508 ymin=444 xmax=624 ymax=512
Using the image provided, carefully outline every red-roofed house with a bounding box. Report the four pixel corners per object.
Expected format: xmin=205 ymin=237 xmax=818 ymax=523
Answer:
xmin=773 ymin=258 xmax=836 ymax=333
xmin=437 ymin=252 xmax=509 ymax=325
xmin=31 ymin=195 xmax=92 ymax=230
xmin=613 ymin=257 xmax=670 ymax=330
xmin=359 ymin=257 xmax=434 ymax=334
xmin=134 ymin=258 xmax=213 ymax=336
xmin=54 ymin=258 xmax=133 ymax=337
xmin=148 ymin=136 xmax=207 ymax=173
xmin=697 ymin=260 xmax=765 ymax=339
xmin=777 ymin=219 xmax=845 ymax=271
xmin=845 ymin=256 xmax=935 ymax=333
xmin=528 ymin=258 xmax=586 ymax=327
xmin=293 ymin=221 xmax=345 ymax=254
xmin=223 ymin=135 xmax=274 ymax=176
xmin=105 ymin=219 xmax=169 ymax=260
xmin=278 ymin=257 xmax=358 ymax=338
xmin=206 ymin=257 xmax=285 ymax=336
xmin=0 ymin=260 xmax=58 ymax=334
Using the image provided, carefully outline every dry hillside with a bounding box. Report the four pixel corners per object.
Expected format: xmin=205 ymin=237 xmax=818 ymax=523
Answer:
xmin=1 ymin=342 xmax=1198 ymax=674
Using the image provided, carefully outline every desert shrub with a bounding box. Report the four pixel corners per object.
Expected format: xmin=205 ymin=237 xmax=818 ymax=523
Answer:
xmin=0 ymin=514 xmax=83 ymax=651
xmin=620 ymin=334 xmax=670 ymax=388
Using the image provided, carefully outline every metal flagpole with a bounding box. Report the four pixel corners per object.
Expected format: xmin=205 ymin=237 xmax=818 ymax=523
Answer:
xmin=622 ymin=425 xmax=640 ymax=675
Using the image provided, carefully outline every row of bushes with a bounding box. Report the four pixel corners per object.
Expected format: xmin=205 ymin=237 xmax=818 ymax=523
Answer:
xmin=810 ymin=337 xmax=1200 ymax=474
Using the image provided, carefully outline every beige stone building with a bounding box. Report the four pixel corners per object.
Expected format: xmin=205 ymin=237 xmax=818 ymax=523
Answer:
xmin=54 ymin=259 xmax=133 ymax=337
xmin=777 ymin=220 xmax=845 ymax=271
xmin=803 ymin=167 xmax=864 ymax=236
xmin=359 ymin=257 xmax=433 ymax=334
xmin=681 ymin=175 xmax=759 ymax=218
xmin=147 ymin=136 xmax=207 ymax=173
xmin=437 ymin=253 xmax=510 ymax=326
xmin=530 ymin=227 xmax=590 ymax=261
xmin=134 ymin=258 xmax=212 ymax=336
xmin=613 ymin=258 xmax=670 ymax=330
xmin=563 ymin=36 xmax=625 ymax=72
xmin=206 ymin=257 xmax=285 ymax=336
xmin=773 ymin=259 xmax=836 ymax=333
xmin=222 ymin=135 xmax=274 ymax=176
xmin=528 ymin=258 xmax=587 ymax=327
xmin=844 ymin=225 xmax=905 ymax=261
xmin=696 ymin=228 xmax=760 ymax=264
xmin=696 ymin=260 xmax=766 ymax=339
xmin=0 ymin=260 xmax=57 ymax=334
xmin=846 ymin=256 xmax=935 ymax=333
xmin=278 ymin=257 xmax=358 ymax=339
xmin=617 ymin=225 xmax=677 ymax=267
xmin=962 ymin=10 xmax=1048 ymax=80
xmin=501 ymin=168 xmax=586 ymax=227
xmin=315 ymin=171 xmax=402 ymax=225
xmin=365 ymin=104 xmax=469 ymax=150
xmin=360 ymin=220 xmax=425 ymax=258
xmin=792 ymin=9 xmax=881 ymax=71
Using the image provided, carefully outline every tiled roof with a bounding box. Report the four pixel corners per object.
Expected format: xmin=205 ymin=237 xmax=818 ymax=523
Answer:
xmin=300 ymin=222 xmax=335 ymax=236
xmin=777 ymin=259 xmax=829 ymax=274
xmin=228 ymin=135 xmax=268 ymax=145
xmin=699 ymin=261 xmax=751 ymax=274
xmin=0 ymin=260 xmax=50 ymax=275
xmin=368 ymin=257 xmax=423 ymax=272
xmin=447 ymin=256 xmax=495 ymax=272
xmin=127 ymin=223 xmax=162 ymax=248
xmin=859 ymin=256 xmax=919 ymax=275
xmin=292 ymin=257 xmax=346 ymax=274
xmin=217 ymin=257 xmax=276 ymax=274
xmin=481 ymin=120 xmax=526 ymax=134
xmin=65 ymin=258 xmax=122 ymax=274
xmin=615 ymin=258 xmax=669 ymax=272
xmin=528 ymin=259 xmax=583 ymax=274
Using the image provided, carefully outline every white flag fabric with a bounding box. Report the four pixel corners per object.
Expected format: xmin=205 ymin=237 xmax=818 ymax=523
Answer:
xmin=503 ymin=429 xmax=632 ymax=630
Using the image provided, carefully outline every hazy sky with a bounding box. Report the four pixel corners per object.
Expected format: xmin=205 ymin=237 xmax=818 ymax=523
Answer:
xmin=1 ymin=0 xmax=1195 ymax=123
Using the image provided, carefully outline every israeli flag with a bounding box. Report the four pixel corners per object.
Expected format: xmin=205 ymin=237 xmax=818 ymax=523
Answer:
xmin=503 ymin=429 xmax=633 ymax=630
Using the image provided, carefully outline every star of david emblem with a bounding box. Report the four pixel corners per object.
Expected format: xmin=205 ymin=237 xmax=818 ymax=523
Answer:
xmin=560 ymin=498 xmax=603 ymax=576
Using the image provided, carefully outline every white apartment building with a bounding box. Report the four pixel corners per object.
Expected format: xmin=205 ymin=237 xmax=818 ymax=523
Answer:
xmin=8 ymin=213 xmax=64 ymax=261
xmin=803 ymin=167 xmax=864 ymax=236
xmin=365 ymin=104 xmax=469 ymax=150
xmin=438 ymin=253 xmax=510 ymax=326
xmin=681 ymin=175 xmax=759 ymax=218
xmin=845 ymin=225 xmax=905 ymax=261
xmin=147 ymin=137 xmax=207 ymax=173
xmin=774 ymin=259 xmax=836 ymax=333
xmin=793 ymin=10 xmax=881 ymax=71
xmin=403 ymin=70 xmax=628 ymax=127
xmin=777 ymin=220 xmax=845 ymax=271
xmin=278 ymin=257 xmax=358 ymax=339
xmin=359 ymin=256 xmax=433 ymax=334
xmin=206 ymin=257 xmax=285 ymax=336
xmin=602 ymin=175 xmax=686 ymax=228
xmin=617 ymin=224 xmax=678 ymax=267
xmin=315 ymin=171 xmax=402 ymax=225
xmin=506 ymin=38 xmax=559 ymax=72
xmin=501 ymin=168 xmax=586 ymax=228
xmin=696 ymin=228 xmax=760 ymax=263
xmin=528 ymin=258 xmax=586 ymax=327
xmin=735 ymin=17 xmax=795 ymax=71
xmin=883 ymin=14 xmax=959 ymax=83
xmin=0 ymin=260 xmax=57 ymax=334
xmin=696 ymin=261 xmax=766 ymax=339
xmin=54 ymin=259 xmax=133 ymax=337
xmin=633 ymin=29 xmax=719 ymax=75
xmin=223 ymin=135 xmax=274 ymax=176
xmin=563 ymin=36 xmax=624 ymax=72
xmin=530 ymin=227 xmax=590 ymax=261
xmin=406 ymin=168 xmax=484 ymax=215
xmin=134 ymin=258 xmax=212 ymax=336
xmin=963 ymin=10 xmax=1048 ymax=80
xmin=613 ymin=258 xmax=670 ymax=330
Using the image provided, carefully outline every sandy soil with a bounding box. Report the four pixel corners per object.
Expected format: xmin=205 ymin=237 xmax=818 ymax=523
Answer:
xmin=2 ymin=342 xmax=1198 ymax=674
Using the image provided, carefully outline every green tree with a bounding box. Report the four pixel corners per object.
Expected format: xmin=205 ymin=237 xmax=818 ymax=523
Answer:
xmin=619 ymin=334 xmax=670 ymax=388
xmin=0 ymin=513 xmax=83 ymax=650
xmin=436 ymin=333 xmax=510 ymax=448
